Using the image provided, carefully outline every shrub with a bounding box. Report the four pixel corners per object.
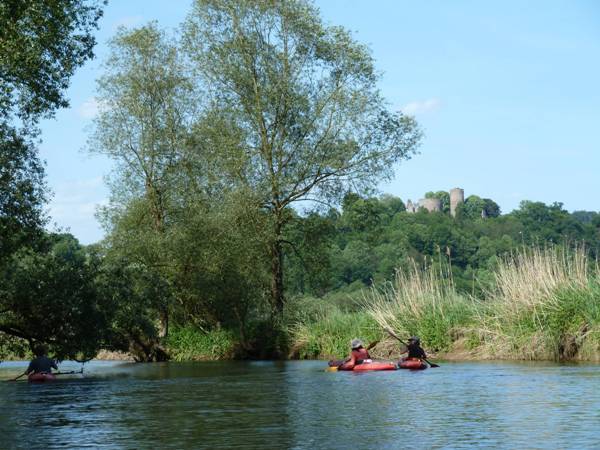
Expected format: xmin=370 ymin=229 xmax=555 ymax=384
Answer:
xmin=166 ymin=326 xmax=237 ymax=361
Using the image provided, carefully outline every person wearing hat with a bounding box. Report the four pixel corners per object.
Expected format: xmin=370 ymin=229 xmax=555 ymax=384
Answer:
xmin=339 ymin=338 xmax=372 ymax=370
xmin=400 ymin=336 xmax=427 ymax=360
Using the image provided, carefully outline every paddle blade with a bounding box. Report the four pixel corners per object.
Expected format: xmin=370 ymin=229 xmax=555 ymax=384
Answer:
xmin=325 ymin=366 xmax=339 ymax=372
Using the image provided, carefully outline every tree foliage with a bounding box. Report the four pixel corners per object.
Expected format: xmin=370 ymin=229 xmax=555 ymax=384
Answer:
xmin=0 ymin=0 xmax=106 ymax=356
xmin=459 ymin=195 xmax=501 ymax=219
xmin=0 ymin=234 xmax=114 ymax=360
xmin=0 ymin=124 xmax=47 ymax=262
xmin=183 ymin=0 xmax=422 ymax=315
xmin=0 ymin=0 xmax=105 ymax=125
xmin=284 ymin=194 xmax=600 ymax=299
xmin=1 ymin=0 xmax=104 ymax=261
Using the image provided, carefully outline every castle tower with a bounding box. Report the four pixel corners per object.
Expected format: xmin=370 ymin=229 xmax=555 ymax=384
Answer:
xmin=419 ymin=197 xmax=442 ymax=213
xmin=449 ymin=188 xmax=464 ymax=217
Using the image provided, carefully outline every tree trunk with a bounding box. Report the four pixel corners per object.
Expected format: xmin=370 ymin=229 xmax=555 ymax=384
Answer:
xmin=158 ymin=307 xmax=169 ymax=339
xmin=146 ymin=180 xmax=169 ymax=339
xmin=270 ymin=238 xmax=284 ymax=316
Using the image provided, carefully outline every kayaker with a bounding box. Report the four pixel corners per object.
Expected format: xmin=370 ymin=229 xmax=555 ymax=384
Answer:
xmin=25 ymin=345 xmax=58 ymax=375
xmin=400 ymin=336 xmax=427 ymax=360
xmin=339 ymin=338 xmax=372 ymax=370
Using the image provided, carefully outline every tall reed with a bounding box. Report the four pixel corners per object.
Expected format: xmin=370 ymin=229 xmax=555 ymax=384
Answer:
xmin=288 ymin=308 xmax=379 ymax=359
xmin=478 ymin=246 xmax=600 ymax=360
xmin=367 ymin=260 xmax=475 ymax=352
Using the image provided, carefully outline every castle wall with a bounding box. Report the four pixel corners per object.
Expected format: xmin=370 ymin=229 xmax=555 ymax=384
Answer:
xmin=406 ymin=187 xmax=464 ymax=216
xmin=419 ymin=197 xmax=442 ymax=212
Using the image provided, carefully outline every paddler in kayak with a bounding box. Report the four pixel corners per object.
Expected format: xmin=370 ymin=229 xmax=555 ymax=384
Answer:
xmin=399 ymin=336 xmax=427 ymax=361
xmin=26 ymin=345 xmax=58 ymax=376
xmin=338 ymin=338 xmax=372 ymax=370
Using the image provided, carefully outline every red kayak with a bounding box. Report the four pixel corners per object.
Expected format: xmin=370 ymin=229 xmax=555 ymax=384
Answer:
xmin=328 ymin=360 xmax=398 ymax=371
xmin=28 ymin=372 xmax=57 ymax=382
xmin=398 ymin=358 xmax=428 ymax=370
xmin=352 ymin=361 xmax=397 ymax=371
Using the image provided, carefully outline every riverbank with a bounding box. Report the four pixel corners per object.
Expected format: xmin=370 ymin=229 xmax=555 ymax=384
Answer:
xmin=288 ymin=247 xmax=600 ymax=363
xmin=95 ymin=247 xmax=600 ymax=363
xmin=4 ymin=247 xmax=599 ymax=364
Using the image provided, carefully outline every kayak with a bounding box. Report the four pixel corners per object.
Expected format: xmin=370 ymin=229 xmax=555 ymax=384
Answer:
xmin=328 ymin=360 xmax=398 ymax=371
xmin=352 ymin=361 xmax=397 ymax=371
xmin=28 ymin=372 xmax=57 ymax=382
xmin=398 ymin=358 xmax=428 ymax=370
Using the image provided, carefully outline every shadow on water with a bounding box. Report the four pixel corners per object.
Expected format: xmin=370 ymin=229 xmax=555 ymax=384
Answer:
xmin=2 ymin=360 xmax=600 ymax=449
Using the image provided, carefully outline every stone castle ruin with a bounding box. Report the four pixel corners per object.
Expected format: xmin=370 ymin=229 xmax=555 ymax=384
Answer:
xmin=406 ymin=187 xmax=464 ymax=217
xmin=449 ymin=188 xmax=464 ymax=217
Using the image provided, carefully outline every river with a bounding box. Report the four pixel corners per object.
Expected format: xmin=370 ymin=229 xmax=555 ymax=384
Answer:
xmin=1 ymin=360 xmax=599 ymax=449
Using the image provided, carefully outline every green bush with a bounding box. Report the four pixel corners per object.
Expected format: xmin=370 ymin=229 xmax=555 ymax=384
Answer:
xmin=166 ymin=327 xmax=237 ymax=361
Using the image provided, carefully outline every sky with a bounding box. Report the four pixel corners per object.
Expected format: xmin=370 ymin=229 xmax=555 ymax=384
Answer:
xmin=38 ymin=0 xmax=600 ymax=244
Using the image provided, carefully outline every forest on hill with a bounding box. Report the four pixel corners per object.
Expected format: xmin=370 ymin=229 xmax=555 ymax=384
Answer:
xmin=284 ymin=194 xmax=600 ymax=300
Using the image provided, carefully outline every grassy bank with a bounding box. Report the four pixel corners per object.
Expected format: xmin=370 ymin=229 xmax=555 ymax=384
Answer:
xmin=6 ymin=247 xmax=596 ymax=363
xmin=166 ymin=326 xmax=238 ymax=361
xmin=288 ymin=247 xmax=600 ymax=362
xmin=473 ymin=248 xmax=600 ymax=360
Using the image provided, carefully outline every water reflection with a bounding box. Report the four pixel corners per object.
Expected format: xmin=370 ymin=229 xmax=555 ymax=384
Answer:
xmin=1 ymin=360 xmax=600 ymax=449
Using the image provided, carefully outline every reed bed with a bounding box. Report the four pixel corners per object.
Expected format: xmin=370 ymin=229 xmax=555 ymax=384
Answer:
xmin=367 ymin=260 xmax=476 ymax=352
xmin=477 ymin=247 xmax=600 ymax=360
xmin=289 ymin=246 xmax=600 ymax=362
xmin=288 ymin=308 xmax=380 ymax=359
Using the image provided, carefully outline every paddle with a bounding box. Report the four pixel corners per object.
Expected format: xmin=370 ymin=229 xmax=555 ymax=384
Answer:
xmin=327 ymin=339 xmax=381 ymax=371
xmin=54 ymin=368 xmax=84 ymax=376
xmin=384 ymin=327 xmax=440 ymax=368
xmin=7 ymin=372 xmax=27 ymax=382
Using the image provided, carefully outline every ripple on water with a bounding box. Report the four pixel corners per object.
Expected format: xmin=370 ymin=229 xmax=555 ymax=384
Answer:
xmin=2 ymin=360 xmax=600 ymax=449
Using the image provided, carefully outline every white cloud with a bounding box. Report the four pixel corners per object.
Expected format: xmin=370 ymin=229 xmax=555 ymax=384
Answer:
xmin=401 ymin=98 xmax=442 ymax=115
xmin=78 ymin=98 xmax=110 ymax=120
xmin=78 ymin=97 xmax=100 ymax=119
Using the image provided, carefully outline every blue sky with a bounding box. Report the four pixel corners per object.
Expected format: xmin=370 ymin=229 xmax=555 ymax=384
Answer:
xmin=38 ymin=0 xmax=600 ymax=244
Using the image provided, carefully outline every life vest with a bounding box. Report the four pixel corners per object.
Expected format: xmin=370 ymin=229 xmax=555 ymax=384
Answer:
xmin=351 ymin=348 xmax=371 ymax=364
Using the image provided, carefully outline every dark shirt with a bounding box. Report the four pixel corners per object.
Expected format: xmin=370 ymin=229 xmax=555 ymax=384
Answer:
xmin=26 ymin=356 xmax=58 ymax=374
xmin=407 ymin=344 xmax=426 ymax=359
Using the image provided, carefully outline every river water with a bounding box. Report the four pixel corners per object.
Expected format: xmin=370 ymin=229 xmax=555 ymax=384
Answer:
xmin=1 ymin=360 xmax=600 ymax=449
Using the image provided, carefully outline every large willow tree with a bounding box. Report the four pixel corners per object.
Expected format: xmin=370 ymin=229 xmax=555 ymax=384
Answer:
xmin=88 ymin=24 xmax=270 ymax=353
xmin=183 ymin=0 xmax=422 ymax=317
xmin=88 ymin=23 xmax=195 ymax=343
